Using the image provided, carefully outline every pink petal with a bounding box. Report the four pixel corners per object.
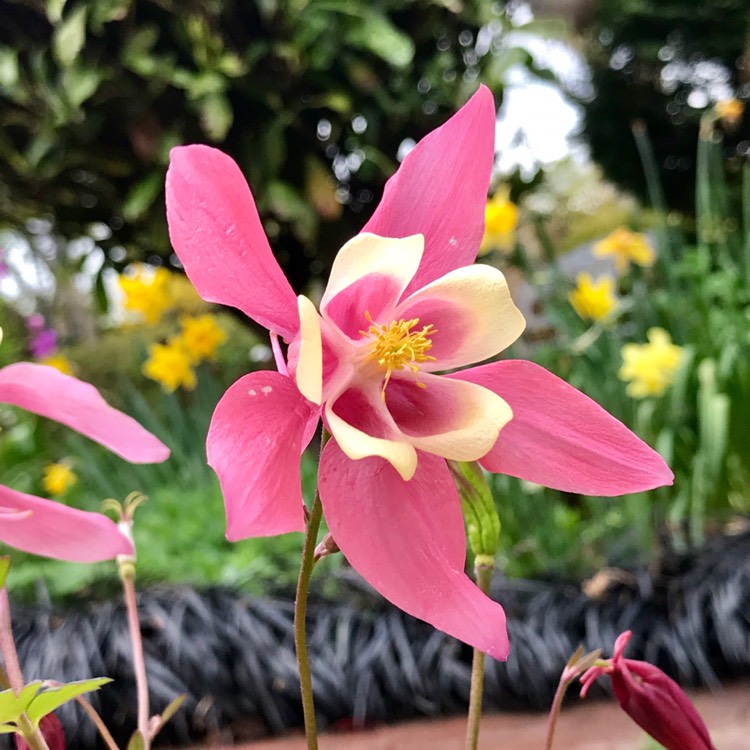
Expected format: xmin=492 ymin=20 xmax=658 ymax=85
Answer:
xmin=362 ymin=86 xmax=495 ymax=296
xmin=166 ymin=145 xmax=299 ymax=340
xmin=395 ymin=264 xmax=525 ymax=370
xmin=452 ymin=360 xmax=674 ymax=495
xmin=207 ymin=371 xmax=316 ymax=540
xmin=318 ymin=441 xmax=509 ymax=659
xmin=0 ymin=484 xmax=133 ymax=562
xmin=325 ymin=384 xmax=417 ymax=481
xmin=386 ymin=373 xmax=512 ymax=463
xmin=321 ymin=234 xmax=423 ymax=338
xmin=0 ymin=364 xmax=169 ymax=463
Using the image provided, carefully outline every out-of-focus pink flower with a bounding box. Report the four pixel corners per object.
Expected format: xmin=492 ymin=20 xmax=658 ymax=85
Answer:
xmin=0 ymin=363 xmax=170 ymax=562
xmin=580 ymin=631 xmax=716 ymax=750
xmin=166 ymin=85 xmax=673 ymax=660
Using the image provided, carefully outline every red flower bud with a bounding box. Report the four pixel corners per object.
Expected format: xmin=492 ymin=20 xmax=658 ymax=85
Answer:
xmin=581 ymin=631 xmax=716 ymax=750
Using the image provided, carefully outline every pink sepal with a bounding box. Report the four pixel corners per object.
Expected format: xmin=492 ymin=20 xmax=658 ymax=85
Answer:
xmin=166 ymin=145 xmax=299 ymax=340
xmin=0 ymin=484 xmax=133 ymax=562
xmin=362 ymin=86 xmax=496 ymax=296
xmin=207 ymin=371 xmax=316 ymax=540
xmin=0 ymin=363 xmax=169 ymax=463
xmin=318 ymin=441 xmax=509 ymax=659
xmin=451 ymin=360 xmax=674 ymax=495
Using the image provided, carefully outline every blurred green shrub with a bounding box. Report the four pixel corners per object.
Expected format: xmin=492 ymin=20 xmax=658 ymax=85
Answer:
xmin=493 ymin=114 xmax=750 ymax=578
xmin=0 ymin=0 xmax=557 ymax=292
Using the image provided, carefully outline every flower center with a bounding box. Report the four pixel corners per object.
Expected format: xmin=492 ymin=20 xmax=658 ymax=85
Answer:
xmin=360 ymin=312 xmax=437 ymax=399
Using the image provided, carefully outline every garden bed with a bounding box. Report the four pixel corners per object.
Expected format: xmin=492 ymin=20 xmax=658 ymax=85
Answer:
xmin=8 ymin=529 xmax=750 ymax=748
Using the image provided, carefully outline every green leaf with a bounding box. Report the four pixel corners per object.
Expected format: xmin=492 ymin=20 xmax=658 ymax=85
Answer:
xmin=0 ymin=682 xmax=44 ymax=725
xmin=0 ymin=46 xmax=19 ymax=89
xmin=199 ymin=92 xmax=233 ymax=141
xmin=152 ymin=694 xmax=187 ymax=736
xmin=53 ymin=6 xmax=88 ymax=68
xmin=122 ymin=173 xmax=162 ymax=222
xmin=60 ymin=65 xmax=102 ymax=109
xmin=26 ymin=678 xmax=112 ymax=726
xmin=46 ymin=0 xmax=68 ymax=24
xmin=0 ymin=557 xmax=10 ymax=590
xmin=346 ymin=11 xmax=414 ymax=69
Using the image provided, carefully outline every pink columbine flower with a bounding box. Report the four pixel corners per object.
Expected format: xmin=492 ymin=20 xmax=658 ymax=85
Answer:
xmin=0 ymin=363 xmax=170 ymax=562
xmin=165 ymin=85 xmax=673 ymax=660
xmin=580 ymin=631 xmax=716 ymax=750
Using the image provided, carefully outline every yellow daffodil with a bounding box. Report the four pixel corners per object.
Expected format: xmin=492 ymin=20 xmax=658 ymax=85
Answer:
xmin=40 ymin=353 xmax=74 ymax=375
xmin=479 ymin=187 xmax=519 ymax=255
xmin=42 ymin=462 xmax=77 ymax=496
xmin=142 ymin=338 xmax=197 ymax=392
xmin=619 ymin=328 xmax=684 ymax=398
xmin=593 ymin=228 xmax=655 ymax=274
xmin=715 ymin=98 xmax=744 ymax=128
xmin=119 ymin=265 xmax=173 ymax=324
xmin=179 ymin=314 xmax=228 ymax=363
xmin=569 ymin=273 xmax=617 ymax=322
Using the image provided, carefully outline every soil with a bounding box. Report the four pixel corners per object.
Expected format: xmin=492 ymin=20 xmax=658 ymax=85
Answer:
xmin=191 ymin=682 xmax=750 ymax=749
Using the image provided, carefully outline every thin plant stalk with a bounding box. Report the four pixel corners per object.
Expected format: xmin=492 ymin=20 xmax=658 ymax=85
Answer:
xmin=0 ymin=588 xmax=50 ymax=750
xmin=464 ymin=560 xmax=494 ymax=750
xmin=119 ymin=558 xmax=151 ymax=749
xmin=294 ymin=491 xmax=323 ymax=750
xmin=294 ymin=429 xmax=330 ymax=750
xmin=0 ymin=587 xmax=24 ymax=692
xmin=75 ymin=696 xmax=121 ymax=750
xmin=544 ymin=675 xmax=572 ymax=750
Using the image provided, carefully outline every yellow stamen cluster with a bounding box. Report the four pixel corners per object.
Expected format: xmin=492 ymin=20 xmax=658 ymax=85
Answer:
xmin=361 ymin=312 xmax=437 ymax=399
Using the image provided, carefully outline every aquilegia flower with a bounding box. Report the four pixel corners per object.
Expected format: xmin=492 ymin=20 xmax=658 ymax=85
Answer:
xmin=0 ymin=362 xmax=170 ymax=562
xmin=580 ymin=631 xmax=716 ymax=750
xmin=166 ymin=85 xmax=673 ymax=660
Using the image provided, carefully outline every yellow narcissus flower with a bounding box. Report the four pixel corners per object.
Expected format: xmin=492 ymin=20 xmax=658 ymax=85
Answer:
xmin=715 ymin=98 xmax=744 ymax=127
xmin=40 ymin=353 xmax=74 ymax=376
xmin=143 ymin=338 xmax=197 ymax=392
xmin=569 ymin=273 xmax=617 ymax=322
xmin=42 ymin=462 xmax=77 ymax=496
xmin=593 ymin=228 xmax=655 ymax=274
xmin=179 ymin=314 xmax=228 ymax=363
xmin=619 ymin=328 xmax=684 ymax=398
xmin=119 ymin=265 xmax=173 ymax=324
xmin=479 ymin=187 xmax=518 ymax=255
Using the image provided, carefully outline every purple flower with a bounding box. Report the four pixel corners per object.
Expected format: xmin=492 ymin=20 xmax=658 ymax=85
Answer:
xmin=30 ymin=327 xmax=58 ymax=359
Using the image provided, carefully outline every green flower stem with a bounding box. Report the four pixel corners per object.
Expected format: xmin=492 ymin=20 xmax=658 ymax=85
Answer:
xmin=0 ymin=588 xmax=50 ymax=750
xmin=119 ymin=557 xmax=151 ymax=749
xmin=464 ymin=558 xmax=494 ymax=750
xmin=17 ymin=714 xmax=50 ymax=750
xmin=294 ymin=492 xmax=323 ymax=750
xmin=294 ymin=428 xmax=330 ymax=750
xmin=294 ymin=490 xmax=323 ymax=750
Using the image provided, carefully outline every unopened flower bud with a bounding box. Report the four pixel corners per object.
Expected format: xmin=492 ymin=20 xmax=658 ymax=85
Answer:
xmin=580 ymin=631 xmax=716 ymax=750
xmin=448 ymin=461 xmax=500 ymax=558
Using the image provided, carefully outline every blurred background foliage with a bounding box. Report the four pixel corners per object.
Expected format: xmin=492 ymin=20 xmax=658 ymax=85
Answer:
xmin=0 ymin=0 xmax=749 ymax=601
xmin=0 ymin=0 xmax=556 ymax=291
xmin=580 ymin=0 xmax=750 ymax=211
